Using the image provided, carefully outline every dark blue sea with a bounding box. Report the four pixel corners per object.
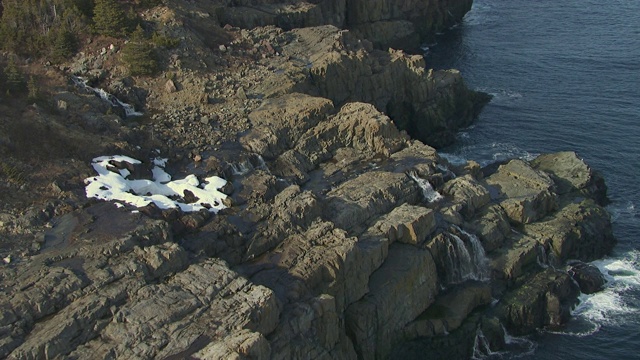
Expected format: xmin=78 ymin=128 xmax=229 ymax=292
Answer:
xmin=427 ymin=0 xmax=640 ymax=358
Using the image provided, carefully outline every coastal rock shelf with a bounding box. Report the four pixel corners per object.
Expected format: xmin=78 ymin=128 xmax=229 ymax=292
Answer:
xmin=0 ymin=96 xmax=614 ymax=358
xmin=217 ymin=0 xmax=474 ymax=50
xmin=0 ymin=0 xmax=616 ymax=359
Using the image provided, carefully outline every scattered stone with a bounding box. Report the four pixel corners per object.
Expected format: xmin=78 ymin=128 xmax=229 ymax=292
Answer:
xmin=165 ymin=79 xmax=177 ymax=93
xmin=236 ymin=87 xmax=247 ymax=100
xmin=57 ymin=100 xmax=68 ymax=111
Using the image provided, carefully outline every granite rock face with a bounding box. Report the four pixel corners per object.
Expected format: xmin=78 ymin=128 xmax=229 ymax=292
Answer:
xmin=1 ymin=91 xmax=614 ymax=358
xmin=269 ymin=26 xmax=489 ymax=148
xmin=217 ymin=0 xmax=473 ymax=50
xmin=0 ymin=1 xmax=616 ymax=359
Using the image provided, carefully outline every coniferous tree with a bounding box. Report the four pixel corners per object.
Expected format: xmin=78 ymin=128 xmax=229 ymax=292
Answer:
xmin=4 ymin=58 xmax=25 ymax=96
xmin=27 ymin=75 xmax=40 ymax=101
xmin=92 ymin=0 xmax=127 ymax=37
xmin=121 ymin=25 xmax=158 ymax=76
xmin=51 ymin=29 xmax=78 ymax=62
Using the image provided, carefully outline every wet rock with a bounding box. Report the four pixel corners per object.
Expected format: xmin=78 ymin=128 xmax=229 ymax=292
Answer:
xmin=568 ymin=261 xmax=606 ymax=294
xmin=496 ymin=268 xmax=580 ymax=335
xmin=524 ymin=198 xmax=615 ymax=262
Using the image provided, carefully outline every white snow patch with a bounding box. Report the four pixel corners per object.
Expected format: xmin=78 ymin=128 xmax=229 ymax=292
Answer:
xmin=85 ymin=155 xmax=228 ymax=213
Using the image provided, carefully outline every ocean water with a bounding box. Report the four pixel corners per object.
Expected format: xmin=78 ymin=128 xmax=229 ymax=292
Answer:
xmin=427 ymin=0 xmax=640 ymax=358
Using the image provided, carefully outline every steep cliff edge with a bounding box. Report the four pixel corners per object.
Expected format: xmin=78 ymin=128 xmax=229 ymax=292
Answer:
xmin=0 ymin=1 xmax=615 ymax=359
xmin=216 ymin=0 xmax=473 ymax=50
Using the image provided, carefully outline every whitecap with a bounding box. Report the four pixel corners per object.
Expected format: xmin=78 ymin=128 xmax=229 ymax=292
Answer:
xmin=438 ymin=152 xmax=468 ymax=166
xmin=607 ymin=200 xmax=636 ymax=222
xmin=476 ymin=87 xmax=524 ymax=104
xmin=568 ymin=252 xmax=640 ymax=331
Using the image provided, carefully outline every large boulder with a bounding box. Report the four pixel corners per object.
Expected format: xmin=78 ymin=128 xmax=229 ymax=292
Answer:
xmin=496 ymin=268 xmax=580 ymax=335
xmin=441 ymin=175 xmax=491 ymax=219
xmin=370 ymin=203 xmax=436 ymax=245
xmin=483 ymin=159 xmax=558 ymax=224
xmin=531 ymin=151 xmax=608 ymax=205
xmin=524 ymin=198 xmax=615 ymax=262
xmin=568 ymin=261 xmax=606 ymax=294
xmin=241 ymin=93 xmax=335 ymax=159
xmin=324 ymin=171 xmax=421 ymax=234
xmin=466 ymin=204 xmax=511 ymax=252
xmin=345 ymin=243 xmax=439 ymax=360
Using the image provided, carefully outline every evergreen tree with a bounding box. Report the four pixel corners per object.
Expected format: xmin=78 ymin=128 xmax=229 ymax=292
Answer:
xmin=27 ymin=75 xmax=40 ymax=101
xmin=4 ymin=58 xmax=25 ymax=96
xmin=92 ymin=0 xmax=127 ymax=37
xmin=121 ymin=25 xmax=158 ymax=76
xmin=51 ymin=29 xmax=78 ymax=62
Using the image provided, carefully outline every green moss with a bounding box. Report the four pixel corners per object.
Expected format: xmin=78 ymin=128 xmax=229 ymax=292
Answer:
xmin=0 ymin=162 xmax=26 ymax=185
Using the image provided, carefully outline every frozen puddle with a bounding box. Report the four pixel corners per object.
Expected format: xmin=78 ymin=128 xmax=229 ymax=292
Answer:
xmin=85 ymin=155 xmax=228 ymax=213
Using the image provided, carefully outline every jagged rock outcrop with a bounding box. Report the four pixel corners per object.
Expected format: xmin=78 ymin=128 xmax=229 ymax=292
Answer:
xmin=258 ymin=26 xmax=489 ymax=148
xmin=0 ymin=3 xmax=616 ymax=360
xmin=568 ymin=261 xmax=606 ymax=294
xmin=495 ymin=268 xmax=580 ymax=335
xmin=0 ymin=91 xmax=615 ymax=359
xmin=217 ymin=0 xmax=473 ymax=50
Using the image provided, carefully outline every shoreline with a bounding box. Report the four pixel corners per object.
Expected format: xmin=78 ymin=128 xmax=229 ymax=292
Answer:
xmin=0 ymin=1 xmax=619 ymax=358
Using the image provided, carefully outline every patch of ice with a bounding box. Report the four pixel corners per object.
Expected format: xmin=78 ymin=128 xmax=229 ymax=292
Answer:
xmin=85 ymin=155 xmax=228 ymax=213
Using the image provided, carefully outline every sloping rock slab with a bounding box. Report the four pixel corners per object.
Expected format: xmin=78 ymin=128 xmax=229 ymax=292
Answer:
xmin=483 ymin=159 xmax=557 ymax=224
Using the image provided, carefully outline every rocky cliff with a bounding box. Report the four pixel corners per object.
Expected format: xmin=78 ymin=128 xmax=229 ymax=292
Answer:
xmin=216 ymin=0 xmax=473 ymax=50
xmin=0 ymin=1 xmax=615 ymax=359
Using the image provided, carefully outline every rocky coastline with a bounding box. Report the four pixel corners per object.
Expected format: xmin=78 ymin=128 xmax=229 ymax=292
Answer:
xmin=0 ymin=1 xmax=615 ymax=359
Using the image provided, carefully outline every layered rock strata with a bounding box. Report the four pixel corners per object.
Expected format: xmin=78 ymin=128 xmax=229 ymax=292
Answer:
xmin=0 ymin=2 xmax=615 ymax=359
xmin=0 ymin=91 xmax=614 ymax=360
xmin=216 ymin=0 xmax=473 ymax=50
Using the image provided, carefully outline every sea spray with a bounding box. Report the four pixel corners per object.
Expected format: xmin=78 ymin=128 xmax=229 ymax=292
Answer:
xmin=471 ymin=327 xmax=494 ymax=360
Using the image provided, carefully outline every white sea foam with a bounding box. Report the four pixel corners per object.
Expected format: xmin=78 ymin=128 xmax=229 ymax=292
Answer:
xmin=462 ymin=0 xmax=494 ymax=26
xmin=471 ymin=324 xmax=537 ymax=359
xmin=440 ymin=142 xmax=537 ymax=168
xmin=438 ymin=152 xmax=468 ymax=166
xmin=562 ymin=252 xmax=640 ymax=334
xmin=607 ymin=200 xmax=636 ymax=222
